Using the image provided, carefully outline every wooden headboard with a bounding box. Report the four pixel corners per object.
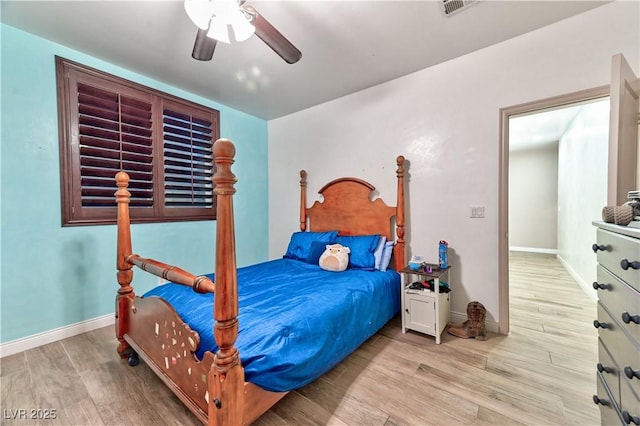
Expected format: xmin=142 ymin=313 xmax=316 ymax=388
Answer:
xmin=298 ymin=156 xmax=406 ymax=270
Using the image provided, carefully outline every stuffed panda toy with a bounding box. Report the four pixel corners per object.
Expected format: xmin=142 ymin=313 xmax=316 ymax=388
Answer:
xmin=319 ymin=243 xmax=350 ymax=272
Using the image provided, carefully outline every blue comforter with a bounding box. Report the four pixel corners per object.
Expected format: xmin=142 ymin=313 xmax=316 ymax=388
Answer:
xmin=143 ymin=258 xmax=400 ymax=392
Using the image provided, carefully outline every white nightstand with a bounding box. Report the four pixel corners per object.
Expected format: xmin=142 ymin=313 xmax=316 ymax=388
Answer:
xmin=400 ymin=265 xmax=451 ymax=344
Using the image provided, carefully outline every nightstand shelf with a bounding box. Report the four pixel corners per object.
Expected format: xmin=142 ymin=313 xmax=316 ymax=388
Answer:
xmin=400 ymin=265 xmax=451 ymax=344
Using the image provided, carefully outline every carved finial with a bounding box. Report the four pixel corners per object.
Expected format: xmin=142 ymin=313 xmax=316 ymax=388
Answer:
xmin=213 ymin=139 xmax=237 ymax=196
xmin=213 ymin=138 xmax=236 ymax=159
xmin=116 ymin=171 xmax=129 ymax=187
xmin=115 ymin=172 xmax=131 ymax=204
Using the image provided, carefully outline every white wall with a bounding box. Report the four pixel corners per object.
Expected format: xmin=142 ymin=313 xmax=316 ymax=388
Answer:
xmin=557 ymin=99 xmax=610 ymax=297
xmin=509 ymin=143 xmax=559 ymax=252
xmin=268 ymin=1 xmax=640 ymax=325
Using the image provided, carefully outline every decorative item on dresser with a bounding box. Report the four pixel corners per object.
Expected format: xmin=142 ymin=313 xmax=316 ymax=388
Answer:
xmin=114 ymin=138 xmax=408 ymax=425
xmin=591 ymin=221 xmax=640 ymax=425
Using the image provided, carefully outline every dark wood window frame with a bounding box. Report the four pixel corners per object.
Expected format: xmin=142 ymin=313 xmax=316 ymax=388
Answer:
xmin=56 ymin=56 xmax=220 ymax=226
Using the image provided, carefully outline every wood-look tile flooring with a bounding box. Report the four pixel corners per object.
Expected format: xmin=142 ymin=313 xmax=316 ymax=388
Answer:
xmin=1 ymin=252 xmax=599 ymax=425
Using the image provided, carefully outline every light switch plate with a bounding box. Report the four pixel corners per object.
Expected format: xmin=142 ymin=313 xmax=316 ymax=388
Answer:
xmin=471 ymin=205 xmax=485 ymax=218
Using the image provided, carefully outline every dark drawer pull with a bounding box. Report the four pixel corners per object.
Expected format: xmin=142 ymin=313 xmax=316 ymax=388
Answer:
xmin=597 ymin=363 xmax=614 ymax=374
xmin=592 ymin=243 xmax=608 ymax=253
xmin=593 ymin=320 xmax=610 ymax=329
xmin=622 ymin=312 xmax=640 ymax=324
xmin=593 ymin=281 xmax=609 ymax=290
xmin=624 ymin=366 xmax=640 ymax=380
xmin=593 ymin=395 xmax=610 ymax=406
xmin=623 ymin=411 xmax=640 ymax=425
xmin=620 ymin=259 xmax=640 ymax=270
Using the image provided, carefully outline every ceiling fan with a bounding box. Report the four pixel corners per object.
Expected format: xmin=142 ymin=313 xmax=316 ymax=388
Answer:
xmin=184 ymin=0 xmax=302 ymax=64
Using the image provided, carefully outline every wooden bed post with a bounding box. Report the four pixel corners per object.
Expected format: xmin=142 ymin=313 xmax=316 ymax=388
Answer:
xmin=394 ymin=156 xmax=406 ymax=270
xmin=115 ymin=171 xmax=135 ymax=359
xmin=299 ymin=170 xmax=307 ymax=231
xmin=209 ymin=139 xmax=244 ymax=426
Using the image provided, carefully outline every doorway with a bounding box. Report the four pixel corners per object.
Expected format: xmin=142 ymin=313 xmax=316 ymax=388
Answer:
xmin=498 ymin=86 xmax=609 ymax=334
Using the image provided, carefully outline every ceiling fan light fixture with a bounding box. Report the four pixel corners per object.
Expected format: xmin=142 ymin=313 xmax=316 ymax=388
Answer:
xmin=185 ymin=0 xmax=255 ymax=43
xmin=207 ymin=16 xmax=231 ymax=43
xmin=186 ymin=0 xmax=301 ymax=64
xmin=184 ymin=0 xmax=215 ymax=30
xmin=192 ymin=28 xmax=217 ymax=60
xmin=231 ymin=9 xmax=255 ymax=42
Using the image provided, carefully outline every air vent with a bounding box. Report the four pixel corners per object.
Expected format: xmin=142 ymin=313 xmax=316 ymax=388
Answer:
xmin=441 ymin=0 xmax=478 ymax=16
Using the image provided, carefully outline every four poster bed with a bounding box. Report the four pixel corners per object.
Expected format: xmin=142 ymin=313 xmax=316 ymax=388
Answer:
xmin=115 ymin=138 xmax=407 ymax=425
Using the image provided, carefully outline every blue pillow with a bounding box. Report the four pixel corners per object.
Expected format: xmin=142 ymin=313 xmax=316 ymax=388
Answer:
xmin=306 ymin=241 xmax=329 ymax=265
xmin=335 ymin=234 xmax=380 ymax=270
xmin=373 ymin=236 xmax=387 ymax=270
xmin=284 ymin=231 xmax=338 ymax=262
xmin=379 ymin=241 xmax=395 ymax=271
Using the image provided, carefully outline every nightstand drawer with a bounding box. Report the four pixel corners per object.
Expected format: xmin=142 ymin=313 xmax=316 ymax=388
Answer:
xmin=597 ymin=228 xmax=640 ymax=292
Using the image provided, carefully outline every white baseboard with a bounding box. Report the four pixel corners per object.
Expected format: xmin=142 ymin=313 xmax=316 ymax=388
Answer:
xmin=556 ymin=254 xmax=597 ymax=302
xmin=450 ymin=311 xmax=499 ymax=334
xmin=0 ymin=314 xmax=113 ymax=358
xmin=509 ymin=246 xmax=558 ymax=255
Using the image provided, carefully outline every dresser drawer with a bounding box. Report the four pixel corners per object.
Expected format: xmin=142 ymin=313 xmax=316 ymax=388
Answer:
xmin=597 ymin=228 xmax=640 ymax=292
xmin=621 ymin=377 xmax=640 ymax=426
xmin=599 ymin=337 xmax=621 ymax=403
xmin=596 ymin=371 xmax=623 ymax=425
xmin=596 ymin=302 xmax=640 ymax=399
xmin=621 ymin=351 xmax=640 ymax=408
xmin=596 ymin=265 xmax=640 ymax=345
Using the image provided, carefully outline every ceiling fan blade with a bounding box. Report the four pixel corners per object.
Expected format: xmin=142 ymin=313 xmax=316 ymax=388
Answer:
xmin=243 ymin=5 xmax=301 ymax=64
xmin=191 ymin=28 xmax=217 ymax=61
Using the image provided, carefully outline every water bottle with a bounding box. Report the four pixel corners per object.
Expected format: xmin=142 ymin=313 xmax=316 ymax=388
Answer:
xmin=439 ymin=240 xmax=448 ymax=269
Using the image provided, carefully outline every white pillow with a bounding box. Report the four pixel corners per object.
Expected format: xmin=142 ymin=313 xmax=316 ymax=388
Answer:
xmin=379 ymin=241 xmax=395 ymax=271
xmin=373 ymin=236 xmax=387 ymax=270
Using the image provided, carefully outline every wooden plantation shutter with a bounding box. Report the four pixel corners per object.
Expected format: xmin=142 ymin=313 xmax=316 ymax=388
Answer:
xmin=57 ymin=57 xmax=219 ymax=226
xmin=77 ymin=82 xmax=154 ymax=210
xmin=161 ymin=102 xmax=216 ymax=217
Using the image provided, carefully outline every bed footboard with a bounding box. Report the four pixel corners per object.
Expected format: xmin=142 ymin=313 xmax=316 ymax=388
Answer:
xmin=123 ymin=296 xmax=286 ymax=425
xmin=124 ymin=296 xmax=213 ymax=422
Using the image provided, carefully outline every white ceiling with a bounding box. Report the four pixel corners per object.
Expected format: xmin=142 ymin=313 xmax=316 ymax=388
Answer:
xmin=509 ymin=105 xmax=584 ymax=152
xmin=1 ymin=1 xmax=609 ymax=120
xmin=509 ymin=97 xmax=611 ymax=152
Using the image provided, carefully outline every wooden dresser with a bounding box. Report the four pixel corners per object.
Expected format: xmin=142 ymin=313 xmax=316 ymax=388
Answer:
xmin=592 ymin=221 xmax=640 ymax=425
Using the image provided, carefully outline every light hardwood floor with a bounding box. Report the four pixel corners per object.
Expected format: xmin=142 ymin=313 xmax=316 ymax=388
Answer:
xmin=1 ymin=252 xmax=600 ymax=425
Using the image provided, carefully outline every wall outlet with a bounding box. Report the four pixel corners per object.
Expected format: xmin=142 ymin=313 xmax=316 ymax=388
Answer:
xmin=470 ymin=205 xmax=485 ymax=218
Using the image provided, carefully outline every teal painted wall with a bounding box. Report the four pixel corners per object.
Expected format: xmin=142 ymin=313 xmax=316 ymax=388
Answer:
xmin=0 ymin=24 xmax=269 ymax=343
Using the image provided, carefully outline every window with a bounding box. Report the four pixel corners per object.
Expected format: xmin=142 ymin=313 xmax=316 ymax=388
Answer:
xmin=56 ymin=56 xmax=219 ymax=226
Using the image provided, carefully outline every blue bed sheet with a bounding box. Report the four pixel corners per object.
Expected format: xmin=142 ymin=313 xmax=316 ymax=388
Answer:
xmin=143 ymin=258 xmax=400 ymax=392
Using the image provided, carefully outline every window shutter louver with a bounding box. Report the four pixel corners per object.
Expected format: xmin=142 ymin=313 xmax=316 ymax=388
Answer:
xmin=77 ymin=83 xmax=154 ymax=208
xmin=57 ymin=57 xmax=219 ymax=226
xmin=162 ymin=107 xmax=214 ymax=208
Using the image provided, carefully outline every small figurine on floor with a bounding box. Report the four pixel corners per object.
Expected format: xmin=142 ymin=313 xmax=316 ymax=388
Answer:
xmin=448 ymin=301 xmax=487 ymax=341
